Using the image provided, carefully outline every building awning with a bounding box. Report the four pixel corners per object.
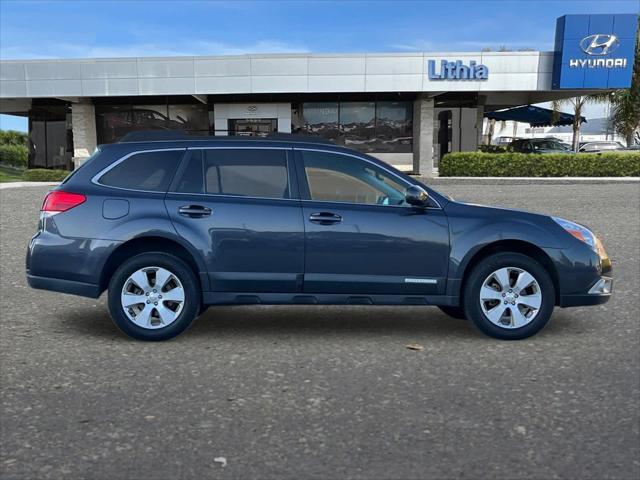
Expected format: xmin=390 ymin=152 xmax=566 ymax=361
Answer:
xmin=485 ymin=105 xmax=586 ymax=127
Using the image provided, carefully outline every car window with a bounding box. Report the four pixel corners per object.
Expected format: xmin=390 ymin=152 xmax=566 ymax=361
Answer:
xmin=203 ymin=149 xmax=289 ymax=199
xmin=99 ymin=150 xmax=183 ymax=191
xmin=300 ymin=150 xmax=407 ymax=205
xmin=173 ymin=150 xmax=204 ymax=193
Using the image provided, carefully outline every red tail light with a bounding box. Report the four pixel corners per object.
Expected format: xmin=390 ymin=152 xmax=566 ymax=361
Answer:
xmin=41 ymin=191 xmax=86 ymax=213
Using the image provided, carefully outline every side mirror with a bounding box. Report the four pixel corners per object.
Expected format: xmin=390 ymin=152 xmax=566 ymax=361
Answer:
xmin=405 ymin=185 xmax=429 ymax=207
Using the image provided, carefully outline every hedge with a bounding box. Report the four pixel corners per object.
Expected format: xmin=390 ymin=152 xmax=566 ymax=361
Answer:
xmin=439 ymin=152 xmax=640 ymax=177
xmin=477 ymin=144 xmax=508 ymax=153
xmin=22 ymin=169 xmax=70 ymax=182
xmin=0 ymin=144 xmax=28 ymax=168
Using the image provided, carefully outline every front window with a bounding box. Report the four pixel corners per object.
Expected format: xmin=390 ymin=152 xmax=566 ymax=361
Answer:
xmin=301 ymin=150 xmax=406 ymax=206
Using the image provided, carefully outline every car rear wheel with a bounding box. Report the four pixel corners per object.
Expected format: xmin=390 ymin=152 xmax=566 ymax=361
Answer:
xmin=108 ymin=252 xmax=200 ymax=341
xmin=463 ymin=252 xmax=555 ymax=340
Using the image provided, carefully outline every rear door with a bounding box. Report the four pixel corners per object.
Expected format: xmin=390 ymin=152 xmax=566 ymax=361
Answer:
xmin=165 ymin=147 xmax=304 ymax=293
xmin=294 ymin=148 xmax=449 ymax=295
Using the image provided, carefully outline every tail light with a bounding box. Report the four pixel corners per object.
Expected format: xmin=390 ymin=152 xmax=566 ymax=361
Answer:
xmin=41 ymin=191 xmax=86 ymax=214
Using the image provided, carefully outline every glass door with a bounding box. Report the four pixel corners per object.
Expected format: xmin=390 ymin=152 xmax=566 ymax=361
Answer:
xmin=228 ymin=118 xmax=277 ymax=137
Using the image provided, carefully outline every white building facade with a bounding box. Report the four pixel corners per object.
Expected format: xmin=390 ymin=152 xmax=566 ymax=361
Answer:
xmin=1 ymin=14 xmax=637 ymax=175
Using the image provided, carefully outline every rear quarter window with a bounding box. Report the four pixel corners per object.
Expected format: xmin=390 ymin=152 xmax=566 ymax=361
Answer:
xmin=98 ymin=150 xmax=184 ymax=191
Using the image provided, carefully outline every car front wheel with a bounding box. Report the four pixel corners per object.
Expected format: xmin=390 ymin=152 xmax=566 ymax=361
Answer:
xmin=463 ymin=252 xmax=555 ymax=340
xmin=108 ymin=252 xmax=200 ymax=341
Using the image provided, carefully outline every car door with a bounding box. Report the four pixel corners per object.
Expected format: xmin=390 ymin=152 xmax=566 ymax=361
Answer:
xmin=294 ymin=148 xmax=449 ymax=295
xmin=164 ymin=146 xmax=304 ymax=293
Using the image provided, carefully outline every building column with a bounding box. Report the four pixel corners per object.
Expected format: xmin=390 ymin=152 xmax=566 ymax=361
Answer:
xmin=412 ymin=96 xmax=435 ymax=177
xmin=71 ymin=100 xmax=97 ymax=169
xmin=476 ymin=105 xmax=485 ymax=145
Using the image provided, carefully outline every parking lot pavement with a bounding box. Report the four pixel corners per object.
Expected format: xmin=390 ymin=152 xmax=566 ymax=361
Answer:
xmin=1 ymin=183 xmax=639 ymax=480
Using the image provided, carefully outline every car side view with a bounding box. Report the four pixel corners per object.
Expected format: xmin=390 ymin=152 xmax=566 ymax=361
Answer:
xmin=27 ymin=132 xmax=612 ymax=341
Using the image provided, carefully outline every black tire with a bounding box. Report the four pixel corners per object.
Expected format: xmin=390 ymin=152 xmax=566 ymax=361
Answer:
xmin=438 ymin=305 xmax=467 ymax=320
xmin=463 ymin=252 xmax=555 ymax=340
xmin=108 ymin=252 xmax=200 ymax=341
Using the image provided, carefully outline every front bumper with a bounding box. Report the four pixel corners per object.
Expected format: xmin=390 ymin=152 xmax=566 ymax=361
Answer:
xmin=559 ymin=276 xmax=612 ymax=307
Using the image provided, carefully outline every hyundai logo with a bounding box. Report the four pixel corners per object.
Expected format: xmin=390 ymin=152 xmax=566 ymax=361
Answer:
xmin=580 ymin=34 xmax=620 ymax=55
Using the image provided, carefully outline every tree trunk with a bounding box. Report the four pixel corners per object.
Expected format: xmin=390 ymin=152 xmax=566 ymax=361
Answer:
xmin=626 ymin=132 xmax=635 ymax=147
xmin=572 ymin=105 xmax=582 ymax=152
xmin=485 ymin=119 xmax=495 ymax=145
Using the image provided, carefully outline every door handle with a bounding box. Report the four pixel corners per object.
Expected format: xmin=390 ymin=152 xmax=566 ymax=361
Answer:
xmin=179 ymin=205 xmax=212 ymax=218
xmin=309 ymin=212 xmax=342 ymax=225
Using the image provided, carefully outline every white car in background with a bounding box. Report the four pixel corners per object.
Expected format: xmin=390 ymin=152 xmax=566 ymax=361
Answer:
xmin=578 ymin=141 xmax=625 ymax=153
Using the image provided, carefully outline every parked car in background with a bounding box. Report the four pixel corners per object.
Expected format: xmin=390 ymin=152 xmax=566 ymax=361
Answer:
xmin=510 ymin=138 xmax=570 ymax=154
xmin=492 ymin=136 xmax=521 ymax=146
xmin=578 ymin=141 xmax=625 ymax=153
xmin=27 ymin=132 xmax=612 ymax=341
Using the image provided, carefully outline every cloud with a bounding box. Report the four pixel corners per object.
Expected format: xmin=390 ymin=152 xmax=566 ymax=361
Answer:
xmin=0 ymin=40 xmax=309 ymax=60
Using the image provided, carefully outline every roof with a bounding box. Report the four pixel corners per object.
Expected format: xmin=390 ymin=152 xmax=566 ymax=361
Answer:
xmin=485 ymin=105 xmax=586 ymax=127
xmin=118 ymin=130 xmax=334 ymax=146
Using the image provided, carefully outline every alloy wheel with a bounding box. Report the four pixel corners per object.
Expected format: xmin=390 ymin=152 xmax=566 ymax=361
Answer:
xmin=120 ymin=266 xmax=185 ymax=329
xmin=479 ymin=267 xmax=542 ymax=329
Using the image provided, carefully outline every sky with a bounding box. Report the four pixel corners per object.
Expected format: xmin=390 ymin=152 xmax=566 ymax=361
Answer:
xmin=1 ymin=0 xmax=638 ymax=132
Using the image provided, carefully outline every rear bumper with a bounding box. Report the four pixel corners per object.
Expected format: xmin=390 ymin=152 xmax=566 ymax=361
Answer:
xmin=27 ymin=274 xmax=101 ymax=298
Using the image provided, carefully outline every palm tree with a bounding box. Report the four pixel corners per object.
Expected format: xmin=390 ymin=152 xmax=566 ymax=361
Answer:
xmin=608 ymin=19 xmax=640 ymax=147
xmin=551 ymin=94 xmax=610 ymax=151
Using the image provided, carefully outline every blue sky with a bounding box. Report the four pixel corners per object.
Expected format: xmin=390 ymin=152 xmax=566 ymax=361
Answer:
xmin=1 ymin=0 xmax=638 ymax=131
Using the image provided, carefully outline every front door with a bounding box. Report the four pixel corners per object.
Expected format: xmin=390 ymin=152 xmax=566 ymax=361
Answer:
xmin=295 ymin=149 xmax=449 ymax=295
xmin=165 ymin=147 xmax=304 ymax=293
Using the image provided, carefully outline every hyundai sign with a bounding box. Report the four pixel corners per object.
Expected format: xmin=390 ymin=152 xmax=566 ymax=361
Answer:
xmin=553 ymin=14 xmax=638 ymax=89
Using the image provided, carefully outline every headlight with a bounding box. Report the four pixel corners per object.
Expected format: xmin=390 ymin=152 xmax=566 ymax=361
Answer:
xmin=552 ymin=217 xmax=608 ymax=259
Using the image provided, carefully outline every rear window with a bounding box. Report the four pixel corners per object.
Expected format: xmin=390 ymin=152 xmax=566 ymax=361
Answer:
xmin=98 ymin=150 xmax=184 ymax=191
xmin=201 ymin=149 xmax=289 ymax=199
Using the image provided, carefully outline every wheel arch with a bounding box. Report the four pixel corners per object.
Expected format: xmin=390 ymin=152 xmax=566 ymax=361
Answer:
xmin=99 ymin=235 xmax=207 ymax=294
xmin=458 ymin=240 xmax=560 ymax=306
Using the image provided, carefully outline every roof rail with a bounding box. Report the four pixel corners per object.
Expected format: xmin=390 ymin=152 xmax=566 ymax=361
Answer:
xmin=118 ymin=130 xmax=335 ymax=145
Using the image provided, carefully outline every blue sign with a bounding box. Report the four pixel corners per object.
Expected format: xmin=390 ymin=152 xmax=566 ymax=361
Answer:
xmin=428 ymin=60 xmax=489 ymax=80
xmin=553 ymin=14 xmax=638 ymax=89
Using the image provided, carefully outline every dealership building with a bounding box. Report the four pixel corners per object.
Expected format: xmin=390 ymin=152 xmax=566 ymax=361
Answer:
xmin=0 ymin=13 xmax=637 ymax=176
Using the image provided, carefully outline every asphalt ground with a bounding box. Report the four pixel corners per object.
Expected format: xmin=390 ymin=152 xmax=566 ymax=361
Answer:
xmin=1 ymin=183 xmax=639 ymax=480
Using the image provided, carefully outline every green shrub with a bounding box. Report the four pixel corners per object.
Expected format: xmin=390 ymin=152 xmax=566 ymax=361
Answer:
xmin=22 ymin=169 xmax=70 ymax=182
xmin=477 ymin=144 xmax=507 ymax=153
xmin=0 ymin=130 xmax=28 ymax=146
xmin=439 ymin=152 xmax=640 ymax=177
xmin=0 ymin=144 xmax=28 ymax=168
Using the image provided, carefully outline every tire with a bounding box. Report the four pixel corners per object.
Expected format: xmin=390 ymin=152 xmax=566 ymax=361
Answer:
xmin=438 ymin=305 xmax=467 ymax=320
xmin=108 ymin=252 xmax=200 ymax=341
xmin=463 ymin=252 xmax=555 ymax=340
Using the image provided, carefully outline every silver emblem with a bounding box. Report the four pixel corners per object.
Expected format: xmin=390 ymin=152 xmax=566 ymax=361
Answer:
xmin=580 ymin=34 xmax=620 ymax=56
xmin=246 ymin=105 xmax=258 ymax=113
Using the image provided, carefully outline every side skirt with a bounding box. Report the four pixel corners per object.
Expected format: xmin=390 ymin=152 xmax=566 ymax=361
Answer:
xmin=203 ymin=292 xmax=459 ymax=307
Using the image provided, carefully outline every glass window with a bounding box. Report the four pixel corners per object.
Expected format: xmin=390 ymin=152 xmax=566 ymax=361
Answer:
xmin=340 ymin=102 xmax=375 ymax=152
xmin=301 ymin=102 xmax=342 ymax=144
xmin=173 ymin=150 xmax=203 ymax=194
xmin=203 ymin=149 xmax=289 ymax=199
xmin=168 ymin=104 xmax=209 ymax=134
xmin=99 ymin=150 xmax=183 ymax=191
xmin=301 ymin=150 xmax=406 ymax=206
xmin=375 ymin=102 xmax=413 ymax=153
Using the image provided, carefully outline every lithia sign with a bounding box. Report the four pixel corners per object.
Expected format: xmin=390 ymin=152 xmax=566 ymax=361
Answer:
xmin=427 ymin=60 xmax=489 ymax=80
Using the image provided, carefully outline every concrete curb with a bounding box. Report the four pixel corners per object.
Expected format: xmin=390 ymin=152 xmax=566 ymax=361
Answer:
xmin=0 ymin=182 xmax=59 ymax=190
xmin=417 ymin=177 xmax=640 ymax=185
